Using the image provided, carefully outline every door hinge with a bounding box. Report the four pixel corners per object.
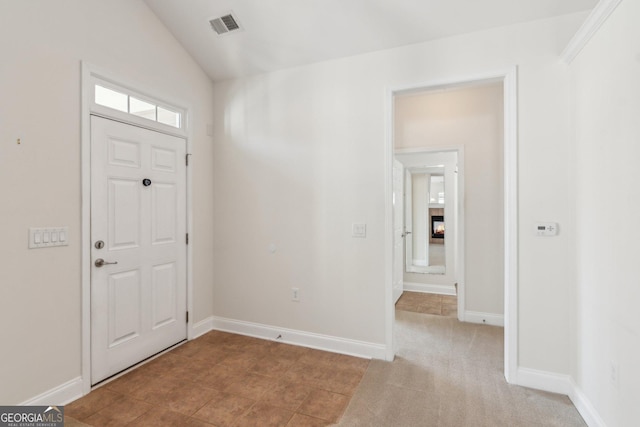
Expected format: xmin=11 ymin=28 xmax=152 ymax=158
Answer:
xmin=186 ymin=311 xmax=189 ymax=323
xmin=186 ymin=233 xmax=189 ymax=244
xmin=186 ymin=153 xmax=191 ymax=166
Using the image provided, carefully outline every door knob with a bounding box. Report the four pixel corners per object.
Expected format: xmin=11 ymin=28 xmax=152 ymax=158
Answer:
xmin=95 ymin=258 xmax=118 ymax=267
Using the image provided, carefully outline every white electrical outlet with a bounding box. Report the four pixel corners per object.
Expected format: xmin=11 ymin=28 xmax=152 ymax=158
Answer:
xmin=291 ymin=287 xmax=300 ymax=302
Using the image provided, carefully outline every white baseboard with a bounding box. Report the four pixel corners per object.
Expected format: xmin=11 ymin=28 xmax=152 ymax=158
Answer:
xmin=516 ymin=367 xmax=573 ymax=395
xmin=568 ymin=379 xmax=608 ymax=427
xmin=516 ymin=368 xmax=606 ymax=427
xmin=211 ymin=316 xmax=386 ymax=360
xmin=403 ymin=282 xmax=456 ymax=295
xmin=190 ymin=316 xmax=214 ymax=339
xmin=464 ymin=310 xmax=504 ymax=327
xmin=20 ymin=376 xmax=83 ymax=406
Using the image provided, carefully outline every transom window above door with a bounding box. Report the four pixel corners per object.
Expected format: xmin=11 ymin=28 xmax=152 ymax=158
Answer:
xmin=92 ymin=78 xmax=185 ymax=131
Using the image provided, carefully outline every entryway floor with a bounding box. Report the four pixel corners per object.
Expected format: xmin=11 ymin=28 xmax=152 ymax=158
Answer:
xmin=65 ymin=331 xmax=369 ymax=426
xmin=395 ymin=291 xmax=457 ymax=317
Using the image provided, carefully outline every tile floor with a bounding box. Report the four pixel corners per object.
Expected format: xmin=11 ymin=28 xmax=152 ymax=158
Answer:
xmin=66 ymin=331 xmax=369 ymax=426
xmin=395 ymin=291 xmax=457 ymax=317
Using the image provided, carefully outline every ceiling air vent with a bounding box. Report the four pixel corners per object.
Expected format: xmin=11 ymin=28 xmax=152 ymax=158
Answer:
xmin=210 ymin=13 xmax=241 ymax=35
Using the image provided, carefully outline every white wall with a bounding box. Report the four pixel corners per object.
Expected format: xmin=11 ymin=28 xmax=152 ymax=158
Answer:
xmin=571 ymin=0 xmax=640 ymax=424
xmin=395 ymin=84 xmax=504 ymax=315
xmin=0 ymin=0 xmax=215 ymax=404
xmin=212 ymin=12 xmax=588 ymax=374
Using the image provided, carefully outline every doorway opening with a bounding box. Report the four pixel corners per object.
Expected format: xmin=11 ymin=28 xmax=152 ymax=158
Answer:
xmin=396 ymin=149 xmax=461 ymax=295
xmin=385 ymin=68 xmax=518 ymax=383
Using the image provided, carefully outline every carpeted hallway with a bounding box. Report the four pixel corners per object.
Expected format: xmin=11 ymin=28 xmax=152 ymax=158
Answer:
xmin=337 ymin=308 xmax=587 ymax=426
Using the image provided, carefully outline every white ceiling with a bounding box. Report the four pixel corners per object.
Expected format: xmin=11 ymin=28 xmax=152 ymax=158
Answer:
xmin=144 ymin=0 xmax=598 ymax=82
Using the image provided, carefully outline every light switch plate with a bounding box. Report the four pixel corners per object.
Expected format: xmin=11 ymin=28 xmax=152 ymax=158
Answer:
xmin=29 ymin=227 xmax=69 ymax=248
xmin=352 ymin=223 xmax=367 ymax=238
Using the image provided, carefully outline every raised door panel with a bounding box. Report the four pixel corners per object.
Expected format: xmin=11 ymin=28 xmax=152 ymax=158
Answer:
xmin=108 ymin=269 xmax=141 ymax=347
xmin=151 ymin=262 xmax=177 ymax=329
xmin=151 ymin=147 xmax=176 ymax=172
xmin=151 ymin=183 xmax=177 ymax=245
xmin=108 ymin=179 xmax=141 ymax=250
xmin=108 ymin=138 xmax=141 ymax=169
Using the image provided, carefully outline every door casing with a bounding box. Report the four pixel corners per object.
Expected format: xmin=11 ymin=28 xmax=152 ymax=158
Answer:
xmin=80 ymin=62 xmax=194 ymax=395
xmin=384 ymin=67 xmax=518 ymax=383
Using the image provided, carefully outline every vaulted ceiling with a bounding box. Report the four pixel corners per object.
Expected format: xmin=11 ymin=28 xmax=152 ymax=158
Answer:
xmin=144 ymin=0 xmax=598 ymax=81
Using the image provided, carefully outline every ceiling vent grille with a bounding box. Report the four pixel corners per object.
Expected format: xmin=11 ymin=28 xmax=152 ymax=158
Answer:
xmin=210 ymin=14 xmax=241 ymax=35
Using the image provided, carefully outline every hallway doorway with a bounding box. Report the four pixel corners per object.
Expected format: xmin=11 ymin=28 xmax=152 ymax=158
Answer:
xmin=385 ymin=68 xmax=518 ymax=382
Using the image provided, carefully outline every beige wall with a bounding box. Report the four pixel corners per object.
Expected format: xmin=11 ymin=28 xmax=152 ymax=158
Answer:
xmin=212 ymin=12 xmax=588 ymax=374
xmin=0 ymin=0 xmax=214 ymax=404
xmin=395 ymin=84 xmax=504 ymax=315
xmin=571 ymin=0 xmax=640 ymax=424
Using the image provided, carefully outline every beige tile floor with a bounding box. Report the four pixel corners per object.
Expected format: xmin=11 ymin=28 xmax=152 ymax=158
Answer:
xmin=66 ymin=331 xmax=369 ymax=426
xmin=395 ymin=291 xmax=457 ymax=317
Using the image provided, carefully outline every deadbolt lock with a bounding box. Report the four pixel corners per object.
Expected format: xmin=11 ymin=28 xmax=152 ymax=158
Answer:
xmin=95 ymin=240 xmax=105 ymax=249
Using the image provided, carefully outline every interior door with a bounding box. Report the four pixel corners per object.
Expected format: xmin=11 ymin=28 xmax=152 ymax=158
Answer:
xmin=403 ymin=169 xmax=414 ymax=272
xmin=90 ymin=116 xmax=187 ymax=384
xmin=392 ymin=159 xmax=404 ymax=303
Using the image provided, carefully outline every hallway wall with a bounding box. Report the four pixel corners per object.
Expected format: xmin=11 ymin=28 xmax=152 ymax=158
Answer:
xmin=570 ymin=0 xmax=640 ymax=424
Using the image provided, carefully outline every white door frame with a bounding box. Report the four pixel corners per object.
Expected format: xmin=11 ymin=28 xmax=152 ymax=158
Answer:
xmin=384 ymin=67 xmax=518 ymax=383
xmin=80 ymin=62 xmax=194 ymax=395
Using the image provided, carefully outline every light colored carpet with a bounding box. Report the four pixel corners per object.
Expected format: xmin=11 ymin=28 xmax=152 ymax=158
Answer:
xmin=337 ymin=310 xmax=586 ymax=427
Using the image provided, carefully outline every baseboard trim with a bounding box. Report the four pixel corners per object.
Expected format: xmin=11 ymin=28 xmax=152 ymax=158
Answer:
xmin=568 ymin=379 xmax=608 ymax=427
xmin=561 ymin=0 xmax=623 ymax=63
xmin=516 ymin=368 xmax=606 ymax=427
xmin=464 ymin=310 xmax=504 ymax=327
xmin=211 ymin=316 xmax=386 ymax=360
xmin=516 ymin=367 xmax=573 ymax=395
xmin=403 ymin=282 xmax=456 ymax=295
xmin=20 ymin=376 xmax=83 ymax=406
xmin=190 ymin=316 xmax=214 ymax=339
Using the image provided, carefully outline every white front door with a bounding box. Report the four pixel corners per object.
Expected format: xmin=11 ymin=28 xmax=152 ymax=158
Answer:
xmin=392 ymin=159 xmax=404 ymax=303
xmin=90 ymin=116 xmax=187 ymax=384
